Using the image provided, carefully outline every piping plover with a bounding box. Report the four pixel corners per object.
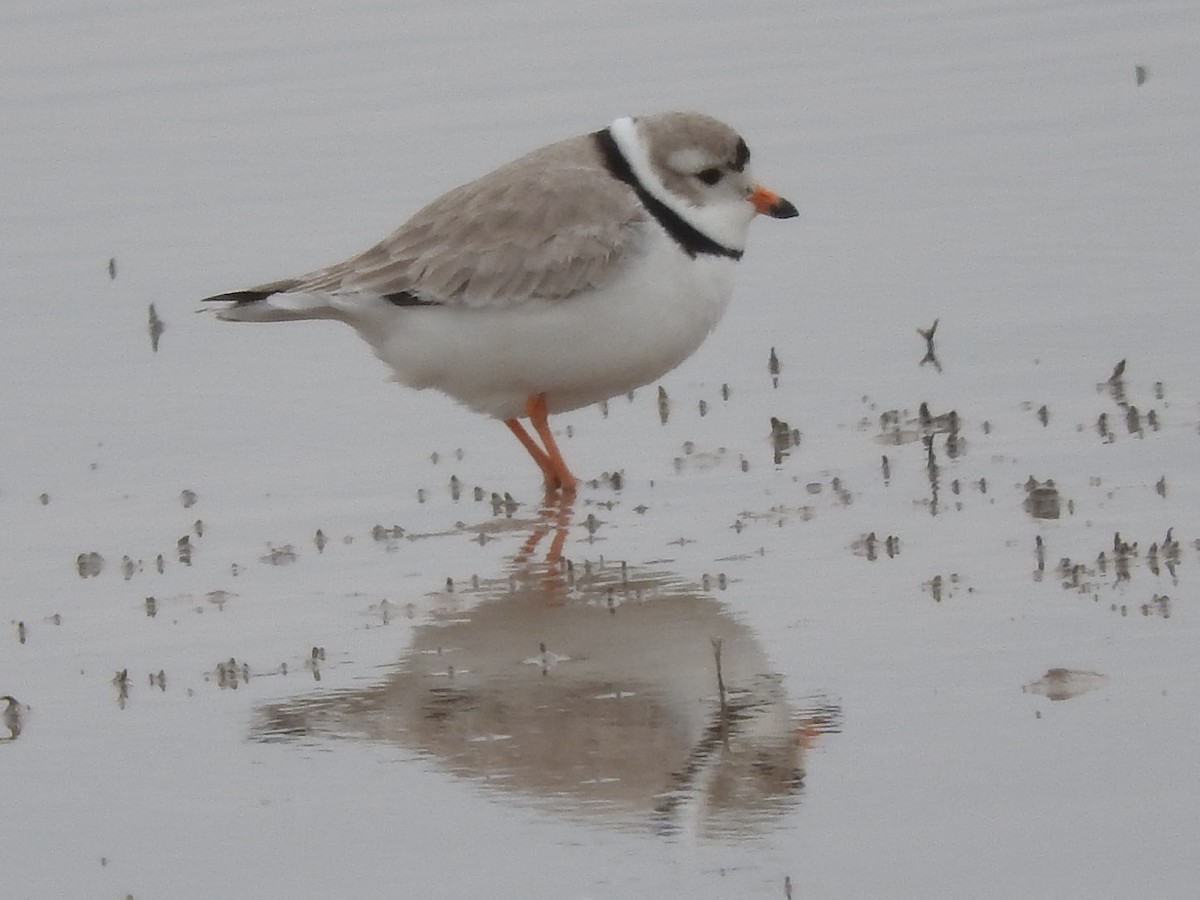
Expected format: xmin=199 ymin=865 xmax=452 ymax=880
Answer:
xmin=203 ymin=111 xmax=797 ymax=493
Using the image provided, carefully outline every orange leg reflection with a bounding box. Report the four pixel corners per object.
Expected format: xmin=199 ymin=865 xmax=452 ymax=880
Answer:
xmin=514 ymin=496 xmax=573 ymax=572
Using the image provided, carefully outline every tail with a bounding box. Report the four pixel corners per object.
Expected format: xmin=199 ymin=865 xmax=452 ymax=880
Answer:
xmin=202 ymin=279 xmax=344 ymax=323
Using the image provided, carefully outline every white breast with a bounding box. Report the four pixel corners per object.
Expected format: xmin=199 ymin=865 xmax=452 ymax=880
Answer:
xmin=352 ymin=225 xmax=739 ymax=420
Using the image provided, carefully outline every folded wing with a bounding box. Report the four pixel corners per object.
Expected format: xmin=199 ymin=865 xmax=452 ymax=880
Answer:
xmin=207 ymin=134 xmax=646 ymax=312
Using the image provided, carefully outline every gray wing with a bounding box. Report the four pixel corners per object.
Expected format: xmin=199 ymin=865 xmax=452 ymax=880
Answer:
xmin=284 ymin=134 xmax=646 ymax=308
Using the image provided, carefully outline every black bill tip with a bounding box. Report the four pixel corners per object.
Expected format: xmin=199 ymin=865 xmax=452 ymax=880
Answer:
xmin=767 ymin=196 xmax=799 ymax=219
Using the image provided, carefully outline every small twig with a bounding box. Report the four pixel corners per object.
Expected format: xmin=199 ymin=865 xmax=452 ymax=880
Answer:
xmin=917 ymin=318 xmax=941 ymax=372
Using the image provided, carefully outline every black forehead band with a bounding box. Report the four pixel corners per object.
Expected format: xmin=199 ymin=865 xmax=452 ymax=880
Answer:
xmin=732 ymin=138 xmax=750 ymax=172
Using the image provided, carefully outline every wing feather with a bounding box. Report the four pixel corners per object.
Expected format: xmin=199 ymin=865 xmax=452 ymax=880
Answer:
xmin=286 ymin=134 xmax=646 ymax=308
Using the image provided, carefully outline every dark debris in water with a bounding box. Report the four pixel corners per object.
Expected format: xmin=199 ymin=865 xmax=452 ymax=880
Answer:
xmin=1023 ymin=668 xmax=1107 ymax=701
xmin=851 ymin=532 xmax=900 ymax=561
xmin=924 ymin=572 xmax=964 ymax=602
xmin=876 ymin=403 xmax=962 ymax=452
xmin=917 ymin=318 xmax=941 ymax=372
xmin=260 ymin=544 xmax=297 ymax=565
xmin=372 ymin=524 xmax=405 ymax=543
xmin=1095 ymin=359 xmax=1165 ymax=443
xmin=2 ymin=695 xmax=26 ymax=740
xmin=76 ymin=551 xmax=104 ymax=578
xmin=1045 ymin=528 xmax=1183 ymax=593
xmin=212 ymin=657 xmax=253 ymax=689
xmin=769 ymin=417 xmax=801 ymax=465
xmin=112 ymin=668 xmax=131 ymax=709
xmin=1023 ymin=477 xmax=1062 ymax=520
xmin=148 ymin=303 xmax=165 ymax=353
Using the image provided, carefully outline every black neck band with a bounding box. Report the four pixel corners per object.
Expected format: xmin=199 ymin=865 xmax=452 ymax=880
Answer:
xmin=593 ymin=128 xmax=743 ymax=261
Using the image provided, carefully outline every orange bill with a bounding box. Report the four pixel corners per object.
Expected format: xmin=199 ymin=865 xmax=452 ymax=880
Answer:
xmin=750 ymin=185 xmax=799 ymax=219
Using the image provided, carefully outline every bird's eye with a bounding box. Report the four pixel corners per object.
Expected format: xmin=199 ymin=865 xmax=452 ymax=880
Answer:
xmin=696 ymin=168 xmax=723 ymax=185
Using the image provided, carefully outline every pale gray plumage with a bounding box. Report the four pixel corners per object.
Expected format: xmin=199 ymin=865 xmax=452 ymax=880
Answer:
xmin=201 ymin=111 xmax=797 ymax=490
xmin=245 ymin=135 xmax=645 ymax=308
xmin=220 ymin=112 xmax=757 ymax=310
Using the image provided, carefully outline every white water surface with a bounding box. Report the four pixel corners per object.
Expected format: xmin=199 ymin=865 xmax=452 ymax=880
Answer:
xmin=2 ymin=1 xmax=1199 ymax=897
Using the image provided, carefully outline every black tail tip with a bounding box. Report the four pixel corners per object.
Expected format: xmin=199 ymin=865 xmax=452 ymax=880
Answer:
xmin=200 ymin=289 xmax=274 ymax=305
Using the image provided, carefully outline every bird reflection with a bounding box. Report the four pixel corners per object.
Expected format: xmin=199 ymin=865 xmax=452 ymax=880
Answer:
xmin=252 ymin=500 xmax=838 ymax=836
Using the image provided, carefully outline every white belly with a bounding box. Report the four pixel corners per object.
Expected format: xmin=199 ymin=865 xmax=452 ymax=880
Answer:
xmin=352 ymin=231 xmax=738 ymax=420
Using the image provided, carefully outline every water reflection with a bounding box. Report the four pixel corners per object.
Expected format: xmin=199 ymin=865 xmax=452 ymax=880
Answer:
xmin=253 ymin=503 xmax=838 ymax=836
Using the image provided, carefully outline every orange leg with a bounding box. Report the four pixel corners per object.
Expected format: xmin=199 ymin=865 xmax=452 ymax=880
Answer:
xmin=505 ymin=418 xmax=558 ymax=486
xmin=525 ymin=393 xmax=577 ymax=494
xmin=503 ymin=394 xmax=578 ymax=493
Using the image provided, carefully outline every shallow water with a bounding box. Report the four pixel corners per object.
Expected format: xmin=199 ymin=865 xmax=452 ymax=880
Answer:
xmin=2 ymin=1 xmax=1200 ymax=897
